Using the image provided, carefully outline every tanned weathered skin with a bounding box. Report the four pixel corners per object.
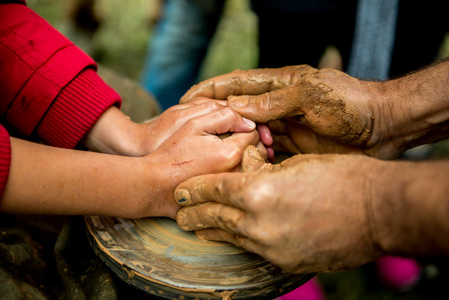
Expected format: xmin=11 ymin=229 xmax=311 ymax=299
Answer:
xmin=181 ymin=63 xmax=449 ymax=159
xmin=175 ymin=61 xmax=449 ymax=274
xmin=181 ymin=66 xmax=383 ymax=157
xmin=176 ymin=146 xmax=449 ymax=274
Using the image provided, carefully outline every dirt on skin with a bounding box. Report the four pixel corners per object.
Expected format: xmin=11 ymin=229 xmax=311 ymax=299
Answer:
xmin=296 ymin=69 xmax=374 ymax=145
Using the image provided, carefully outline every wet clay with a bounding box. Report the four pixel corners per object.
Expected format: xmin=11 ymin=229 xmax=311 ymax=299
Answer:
xmin=298 ymin=70 xmax=373 ymax=145
xmin=85 ymin=216 xmax=312 ymax=300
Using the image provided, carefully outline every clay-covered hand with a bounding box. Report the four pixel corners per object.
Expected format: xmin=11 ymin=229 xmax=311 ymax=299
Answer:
xmin=175 ymin=146 xmax=387 ymax=273
xmin=180 ymin=66 xmax=398 ymax=158
xmin=140 ymin=106 xmax=262 ymax=219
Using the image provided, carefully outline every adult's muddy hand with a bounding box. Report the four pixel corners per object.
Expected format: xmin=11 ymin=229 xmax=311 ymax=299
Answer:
xmin=174 ymin=60 xmax=449 ymax=274
xmin=181 ymin=66 xmax=389 ymax=157
xmin=175 ymin=145 xmax=449 ymax=273
xmin=181 ymin=65 xmax=442 ymax=159
xmin=174 ymin=145 xmax=388 ymax=273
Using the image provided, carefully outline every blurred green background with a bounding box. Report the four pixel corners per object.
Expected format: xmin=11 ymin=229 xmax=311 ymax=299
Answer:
xmin=27 ymin=1 xmax=449 ymax=299
xmin=28 ymin=0 xmax=259 ymax=82
xmin=27 ymin=0 xmax=449 ymax=83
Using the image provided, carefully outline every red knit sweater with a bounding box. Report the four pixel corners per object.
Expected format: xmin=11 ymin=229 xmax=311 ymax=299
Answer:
xmin=0 ymin=2 xmax=121 ymax=198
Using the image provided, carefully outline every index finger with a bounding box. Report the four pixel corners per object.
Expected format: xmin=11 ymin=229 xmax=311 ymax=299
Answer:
xmin=174 ymin=172 xmax=250 ymax=210
xmin=180 ymin=65 xmax=317 ymax=103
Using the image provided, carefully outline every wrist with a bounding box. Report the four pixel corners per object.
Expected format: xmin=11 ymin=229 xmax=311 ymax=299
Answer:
xmin=363 ymin=80 xmax=404 ymax=158
xmin=83 ymin=107 xmax=149 ymax=156
xmin=365 ymin=159 xmax=404 ymax=255
xmin=135 ymin=153 xmax=181 ymax=219
xmin=368 ymin=160 xmax=449 ymax=257
xmin=371 ymin=61 xmax=449 ymax=158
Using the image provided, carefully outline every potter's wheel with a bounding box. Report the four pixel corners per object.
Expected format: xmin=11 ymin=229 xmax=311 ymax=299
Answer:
xmin=85 ymin=216 xmax=313 ymax=299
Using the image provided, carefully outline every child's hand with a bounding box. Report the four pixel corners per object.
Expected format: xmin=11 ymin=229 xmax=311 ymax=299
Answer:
xmin=139 ymin=104 xmax=260 ymax=218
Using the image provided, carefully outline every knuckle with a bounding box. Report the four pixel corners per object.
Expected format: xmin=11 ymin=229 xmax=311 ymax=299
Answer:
xmin=184 ymin=116 xmax=200 ymax=130
xmin=216 ymin=207 xmax=239 ymax=230
xmin=203 ymin=101 xmax=223 ymax=111
xmin=220 ymin=106 xmax=238 ymax=118
xmin=222 ymin=175 xmax=250 ymax=206
xmin=212 ymin=180 xmax=225 ymax=201
xmin=164 ymin=105 xmax=178 ymax=113
xmin=226 ymin=146 xmax=243 ymax=163
xmin=241 ymin=180 xmax=273 ymax=211
xmin=217 ymin=146 xmax=244 ymax=170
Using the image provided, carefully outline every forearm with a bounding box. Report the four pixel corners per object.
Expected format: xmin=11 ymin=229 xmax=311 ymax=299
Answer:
xmin=369 ymin=159 xmax=449 ymax=257
xmin=379 ymin=59 xmax=449 ymax=153
xmin=0 ymin=137 xmax=156 ymax=218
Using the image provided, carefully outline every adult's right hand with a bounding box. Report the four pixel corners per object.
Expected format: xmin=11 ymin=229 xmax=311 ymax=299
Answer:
xmin=175 ymin=146 xmax=449 ymax=274
xmin=175 ymin=146 xmax=387 ymax=273
xmin=181 ymin=66 xmax=399 ymax=159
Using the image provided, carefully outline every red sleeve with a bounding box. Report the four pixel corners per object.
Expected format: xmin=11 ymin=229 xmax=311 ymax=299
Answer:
xmin=0 ymin=126 xmax=11 ymax=200
xmin=0 ymin=3 xmax=121 ymax=148
xmin=37 ymin=68 xmax=120 ymax=148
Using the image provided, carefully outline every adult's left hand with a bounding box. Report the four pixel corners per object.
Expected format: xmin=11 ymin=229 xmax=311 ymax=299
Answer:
xmin=179 ymin=66 xmax=384 ymax=157
xmin=175 ymin=146 xmax=386 ymax=273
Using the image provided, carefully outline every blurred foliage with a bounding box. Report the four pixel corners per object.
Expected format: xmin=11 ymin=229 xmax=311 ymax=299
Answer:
xmin=28 ymin=0 xmax=449 ymax=83
xmin=28 ymin=0 xmax=258 ymax=82
xmin=199 ymin=0 xmax=258 ymax=80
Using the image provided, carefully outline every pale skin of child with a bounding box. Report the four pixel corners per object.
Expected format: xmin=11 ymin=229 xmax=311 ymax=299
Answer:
xmin=0 ymin=99 xmax=264 ymax=219
xmin=174 ymin=60 xmax=449 ymax=274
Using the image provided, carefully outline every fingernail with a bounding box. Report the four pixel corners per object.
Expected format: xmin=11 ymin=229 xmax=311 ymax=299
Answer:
xmin=242 ymin=117 xmax=256 ymax=129
xmin=249 ymin=146 xmax=264 ymax=161
xmin=175 ymin=188 xmax=191 ymax=205
xmin=176 ymin=211 xmax=187 ymax=227
xmin=229 ymin=96 xmax=249 ymax=108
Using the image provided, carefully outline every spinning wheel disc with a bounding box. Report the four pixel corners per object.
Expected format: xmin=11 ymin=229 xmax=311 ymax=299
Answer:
xmin=85 ymin=216 xmax=312 ymax=299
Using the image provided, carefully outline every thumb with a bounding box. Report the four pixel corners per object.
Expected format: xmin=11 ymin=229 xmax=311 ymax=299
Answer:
xmin=228 ymin=85 xmax=306 ymax=123
xmin=241 ymin=145 xmax=271 ymax=173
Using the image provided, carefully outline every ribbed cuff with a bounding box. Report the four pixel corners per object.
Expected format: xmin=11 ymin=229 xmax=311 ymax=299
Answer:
xmin=0 ymin=126 xmax=11 ymax=200
xmin=37 ymin=68 xmax=121 ymax=149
